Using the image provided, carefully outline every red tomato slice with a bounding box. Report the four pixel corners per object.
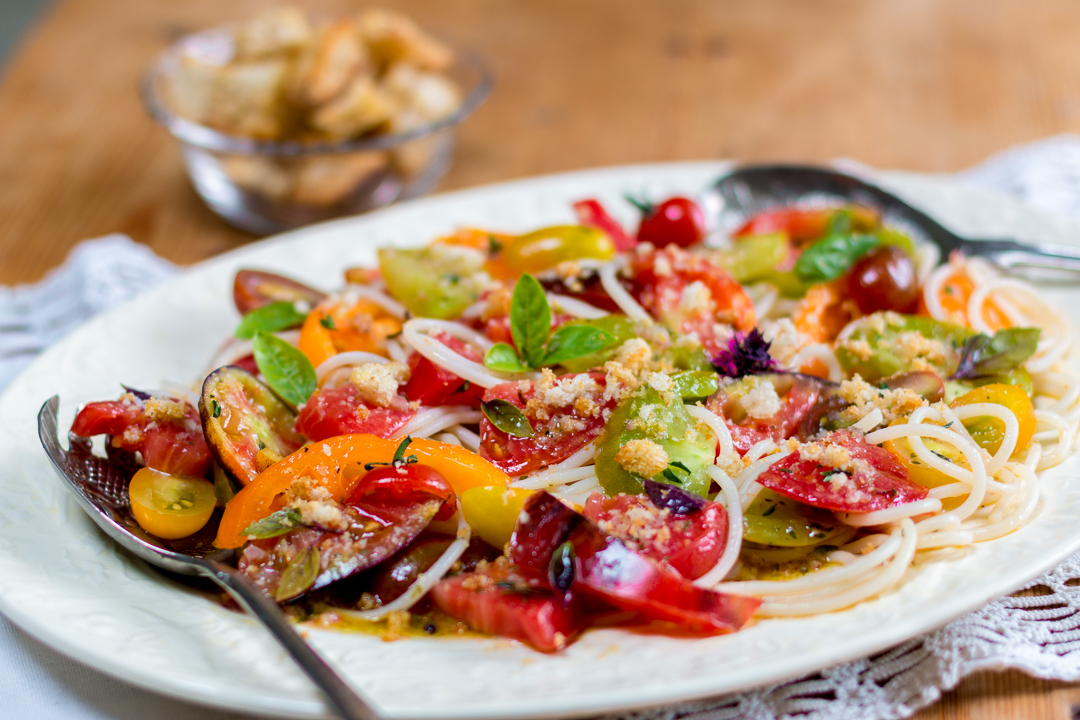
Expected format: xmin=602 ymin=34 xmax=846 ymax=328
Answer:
xmin=432 ymin=563 xmax=587 ymax=652
xmin=734 ymin=208 xmax=834 ymax=244
xmin=71 ymin=397 xmax=211 ymax=477
xmin=582 ymin=493 xmax=727 ymax=580
xmin=569 ymin=521 xmax=760 ymax=634
xmin=537 ymin=271 xmax=621 ymax=314
xmin=707 ymin=376 xmax=822 ymax=455
xmin=507 ymin=490 xmax=581 ymax=582
xmin=757 ymin=429 xmax=927 ymax=513
xmin=402 ymin=332 xmax=485 ymax=407
xmin=573 ymin=198 xmax=637 ymax=251
xmin=626 ymin=246 xmax=755 ymax=355
xmin=479 ymin=372 xmax=614 ymax=476
xmin=296 ymin=385 xmax=416 ymax=441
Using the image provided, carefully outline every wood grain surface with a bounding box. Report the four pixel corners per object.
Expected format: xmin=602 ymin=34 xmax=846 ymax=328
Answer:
xmin=3 ymin=0 xmax=1080 ymax=717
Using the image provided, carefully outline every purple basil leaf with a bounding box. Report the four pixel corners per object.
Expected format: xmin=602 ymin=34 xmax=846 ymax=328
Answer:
xmin=644 ymin=479 xmax=705 ymax=516
xmin=951 ymin=328 xmax=1040 ymax=380
xmin=121 ymin=385 xmax=153 ymax=401
xmin=711 ymin=328 xmax=778 ymax=378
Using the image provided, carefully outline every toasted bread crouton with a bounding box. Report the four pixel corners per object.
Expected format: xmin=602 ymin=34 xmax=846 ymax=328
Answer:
xmin=235 ymin=6 xmax=312 ymax=60
xmin=221 ymin=155 xmax=294 ymax=200
xmin=358 ymin=8 xmax=453 ymax=72
xmin=310 ymin=75 xmax=396 ymax=140
xmin=167 ymin=57 xmax=220 ymax=125
xmin=382 ymin=64 xmax=461 ymax=123
xmin=208 ymin=60 xmax=289 ymax=138
xmin=288 ymin=20 xmax=369 ymax=107
xmin=291 ymin=152 xmax=388 ymax=206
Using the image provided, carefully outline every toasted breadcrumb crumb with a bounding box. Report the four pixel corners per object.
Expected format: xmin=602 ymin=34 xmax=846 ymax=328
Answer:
xmin=350 ymin=360 xmax=410 ymax=407
xmin=144 ymin=396 xmax=186 ymax=423
xmin=614 ymin=438 xmax=670 ymax=477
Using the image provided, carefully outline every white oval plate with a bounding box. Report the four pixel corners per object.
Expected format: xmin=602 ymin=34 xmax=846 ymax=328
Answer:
xmin=2 ymin=163 xmax=1079 ymax=720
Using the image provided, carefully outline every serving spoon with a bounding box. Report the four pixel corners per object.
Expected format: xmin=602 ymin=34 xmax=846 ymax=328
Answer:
xmin=37 ymin=396 xmax=377 ymax=720
xmin=709 ymin=164 xmax=1080 ymax=272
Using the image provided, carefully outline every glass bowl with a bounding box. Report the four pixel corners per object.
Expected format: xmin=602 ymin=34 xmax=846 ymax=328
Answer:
xmin=142 ymin=26 xmax=492 ymax=235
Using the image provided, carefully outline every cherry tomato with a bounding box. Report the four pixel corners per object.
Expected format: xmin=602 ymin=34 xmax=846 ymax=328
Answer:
xmin=296 ymin=385 xmax=416 ymax=442
xmin=626 ymin=246 xmax=756 ymax=355
xmin=479 ymin=373 xmax=615 ymax=477
xmin=233 ymin=270 xmax=325 ymax=315
xmin=460 ymin=486 xmax=534 ymax=549
xmin=71 ymin=396 xmax=212 ymax=477
xmin=128 ymin=467 xmax=216 ymax=539
xmin=348 ymin=463 xmax=458 ymax=521
xmin=757 ymin=429 xmax=928 ymax=513
xmin=501 ymin=226 xmax=616 ymax=274
xmin=950 ymin=383 xmax=1036 ymax=455
xmin=636 ymin=197 xmax=707 ymax=248
xmin=846 ymin=245 xmax=919 ymax=314
xmin=582 ymin=493 xmax=727 ymax=580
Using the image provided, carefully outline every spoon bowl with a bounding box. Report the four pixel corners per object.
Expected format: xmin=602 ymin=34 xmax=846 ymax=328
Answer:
xmin=37 ymin=395 xmax=378 ymax=720
xmin=710 ymin=164 xmax=1080 ymax=273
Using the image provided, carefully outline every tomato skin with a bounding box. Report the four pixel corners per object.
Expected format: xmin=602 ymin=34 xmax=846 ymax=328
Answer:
xmin=627 ymin=246 xmax=756 ymax=355
xmin=573 ymin=199 xmax=637 ymax=251
xmin=234 ymin=270 xmax=325 ymax=315
xmin=582 ymin=493 xmax=727 ymax=580
xmin=757 ymin=429 xmax=928 ymax=513
xmin=461 ymin=486 xmax=534 ymax=549
xmin=507 ymin=490 xmax=582 ymax=582
xmin=71 ymin=397 xmax=211 ymax=477
xmin=569 ymin=522 xmax=759 ymax=633
xmin=296 ymin=385 xmax=416 ymax=442
xmin=735 ymin=208 xmax=833 ymax=244
xmin=128 ymin=467 xmax=216 ymax=540
xmin=479 ymin=373 xmax=614 ymax=477
xmin=431 ymin=564 xmax=586 ymax=652
xmin=348 ymin=464 xmax=457 ymax=522
xmin=402 ymin=333 xmax=485 ymax=407
xmin=707 ymin=375 xmax=822 ymax=455
xmin=636 ymin=197 xmax=707 ymax=248
xmin=846 ymin=246 xmax=919 ymax=314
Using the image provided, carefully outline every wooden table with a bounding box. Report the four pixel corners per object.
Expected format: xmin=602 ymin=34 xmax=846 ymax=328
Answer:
xmin=2 ymin=0 xmax=1080 ymax=717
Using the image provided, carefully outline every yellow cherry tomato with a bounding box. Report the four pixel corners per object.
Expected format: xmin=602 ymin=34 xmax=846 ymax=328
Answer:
xmin=950 ymin=382 xmax=1035 ymax=455
xmin=460 ymin=486 xmax=534 ymax=550
xmin=502 ymin=225 xmax=615 ymax=274
xmin=129 ymin=467 xmax=216 ymax=540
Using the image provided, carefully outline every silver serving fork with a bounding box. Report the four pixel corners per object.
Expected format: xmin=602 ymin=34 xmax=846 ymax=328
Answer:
xmin=37 ymin=396 xmax=378 ymax=720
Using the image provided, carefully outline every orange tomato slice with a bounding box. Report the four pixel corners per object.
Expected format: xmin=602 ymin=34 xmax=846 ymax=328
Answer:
xmin=216 ymin=435 xmax=509 ymax=548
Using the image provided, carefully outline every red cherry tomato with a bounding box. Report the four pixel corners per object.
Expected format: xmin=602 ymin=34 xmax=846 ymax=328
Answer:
xmin=756 ymin=429 xmax=928 ymax=513
xmin=846 ymin=245 xmax=919 ymax=314
xmin=636 ymin=197 xmax=707 ymax=248
xmin=348 ymin=463 xmax=458 ymax=521
xmin=71 ymin=397 xmax=211 ymax=477
xmin=402 ymin=332 xmax=485 ymax=407
xmin=296 ymin=385 xmax=416 ymax=441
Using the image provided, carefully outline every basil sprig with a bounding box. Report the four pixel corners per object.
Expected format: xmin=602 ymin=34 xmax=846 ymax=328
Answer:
xmin=795 ymin=233 xmax=879 ymax=283
xmin=243 ymin=507 xmax=306 ymax=539
xmin=484 ymin=274 xmax=615 ymax=371
xmin=481 ymin=399 xmax=535 ymax=438
xmin=252 ymin=331 xmax=317 ymax=408
xmin=951 ymin=327 xmax=1041 ymax=380
xmin=235 ymin=301 xmax=308 ymax=340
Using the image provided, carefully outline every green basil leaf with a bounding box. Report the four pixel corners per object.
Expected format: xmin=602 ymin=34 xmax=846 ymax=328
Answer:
xmin=794 ymin=233 xmax=879 ymax=283
xmin=484 ymin=343 xmax=529 ymax=372
xmin=481 ymin=399 xmax=535 ymax=438
xmin=252 ymin=331 xmax=317 ymax=408
xmin=243 ymin=507 xmax=306 ymax=539
xmin=275 ymin=544 xmax=321 ymax=601
xmin=542 ymin=326 xmax=614 ymax=366
xmin=510 ymin=274 xmax=551 ymax=369
xmin=235 ymin=301 xmax=308 ymax=340
xmin=951 ymin=327 xmax=1041 ymax=380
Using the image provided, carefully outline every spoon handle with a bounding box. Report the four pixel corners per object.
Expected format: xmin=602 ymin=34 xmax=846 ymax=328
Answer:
xmin=200 ymin=561 xmax=379 ymax=720
xmin=961 ymin=238 xmax=1080 ymax=272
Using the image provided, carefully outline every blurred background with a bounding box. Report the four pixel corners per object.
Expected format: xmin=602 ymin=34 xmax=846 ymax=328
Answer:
xmin=6 ymin=0 xmax=1080 ymax=286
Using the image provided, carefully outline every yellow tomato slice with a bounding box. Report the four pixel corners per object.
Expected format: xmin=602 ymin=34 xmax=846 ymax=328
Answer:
xmin=129 ymin=467 xmax=216 ymax=540
xmin=950 ymin=382 xmax=1035 ymax=455
xmin=216 ymin=435 xmax=509 ymax=549
xmin=460 ymin=486 xmax=534 ymax=550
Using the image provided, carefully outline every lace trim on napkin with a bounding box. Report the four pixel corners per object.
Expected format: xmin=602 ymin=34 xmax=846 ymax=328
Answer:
xmin=6 ymin=138 xmax=1080 ymax=720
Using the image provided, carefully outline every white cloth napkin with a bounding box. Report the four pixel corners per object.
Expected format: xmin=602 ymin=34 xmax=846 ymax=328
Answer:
xmin=5 ymin=138 xmax=1080 ymax=720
